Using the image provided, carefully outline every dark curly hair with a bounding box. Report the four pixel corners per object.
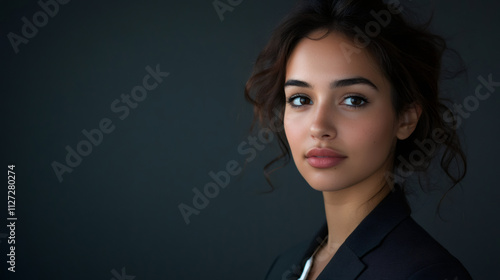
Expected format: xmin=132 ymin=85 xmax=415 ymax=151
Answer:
xmin=244 ymin=0 xmax=467 ymax=197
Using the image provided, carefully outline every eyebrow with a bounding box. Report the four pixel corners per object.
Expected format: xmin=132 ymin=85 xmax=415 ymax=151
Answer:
xmin=284 ymin=77 xmax=378 ymax=90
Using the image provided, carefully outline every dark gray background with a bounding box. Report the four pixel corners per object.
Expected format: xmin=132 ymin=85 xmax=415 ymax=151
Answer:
xmin=1 ymin=0 xmax=499 ymax=279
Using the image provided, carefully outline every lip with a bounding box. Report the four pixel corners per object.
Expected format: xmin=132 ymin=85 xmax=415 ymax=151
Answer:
xmin=305 ymin=148 xmax=347 ymax=168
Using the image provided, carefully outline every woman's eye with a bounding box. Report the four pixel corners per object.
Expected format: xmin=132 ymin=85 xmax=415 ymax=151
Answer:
xmin=343 ymin=96 xmax=368 ymax=107
xmin=288 ymin=95 xmax=313 ymax=107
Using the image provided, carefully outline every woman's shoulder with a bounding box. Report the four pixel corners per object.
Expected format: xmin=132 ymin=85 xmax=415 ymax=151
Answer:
xmin=264 ymin=188 xmax=472 ymax=279
xmin=265 ymin=217 xmax=472 ymax=280
xmin=358 ymin=216 xmax=472 ymax=279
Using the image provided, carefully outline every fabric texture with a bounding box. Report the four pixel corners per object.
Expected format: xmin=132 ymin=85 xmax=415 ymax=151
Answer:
xmin=264 ymin=187 xmax=472 ymax=280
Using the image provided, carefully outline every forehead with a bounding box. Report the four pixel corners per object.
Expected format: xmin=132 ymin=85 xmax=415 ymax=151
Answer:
xmin=285 ymin=30 xmax=389 ymax=90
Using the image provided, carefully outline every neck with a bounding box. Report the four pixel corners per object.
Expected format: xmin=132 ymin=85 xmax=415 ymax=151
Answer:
xmin=322 ymin=179 xmax=392 ymax=251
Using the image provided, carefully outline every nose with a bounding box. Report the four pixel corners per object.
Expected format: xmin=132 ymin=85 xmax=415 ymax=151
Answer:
xmin=310 ymin=102 xmax=337 ymax=140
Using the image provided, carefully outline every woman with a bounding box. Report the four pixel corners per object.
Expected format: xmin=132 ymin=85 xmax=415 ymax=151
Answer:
xmin=245 ymin=0 xmax=472 ymax=279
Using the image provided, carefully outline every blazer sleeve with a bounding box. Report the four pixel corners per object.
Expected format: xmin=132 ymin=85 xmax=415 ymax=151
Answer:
xmin=408 ymin=261 xmax=473 ymax=280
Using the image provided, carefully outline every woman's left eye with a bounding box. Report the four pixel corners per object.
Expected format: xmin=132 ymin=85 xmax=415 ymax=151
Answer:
xmin=343 ymin=96 xmax=368 ymax=107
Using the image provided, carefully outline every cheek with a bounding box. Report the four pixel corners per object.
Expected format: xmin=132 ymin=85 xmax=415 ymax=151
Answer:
xmin=347 ymin=114 xmax=397 ymax=158
xmin=284 ymin=114 xmax=306 ymax=155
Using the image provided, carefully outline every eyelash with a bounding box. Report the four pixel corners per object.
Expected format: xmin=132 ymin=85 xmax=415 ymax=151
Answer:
xmin=343 ymin=94 xmax=369 ymax=108
xmin=286 ymin=94 xmax=311 ymax=108
xmin=286 ymin=94 xmax=369 ymax=108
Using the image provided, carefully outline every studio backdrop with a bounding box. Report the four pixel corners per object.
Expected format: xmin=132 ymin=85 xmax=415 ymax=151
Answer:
xmin=1 ymin=0 xmax=499 ymax=279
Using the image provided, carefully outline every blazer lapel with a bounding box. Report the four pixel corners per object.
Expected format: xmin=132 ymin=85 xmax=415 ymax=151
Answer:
xmin=317 ymin=244 xmax=365 ymax=279
xmin=316 ymin=187 xmax=411 ymax=280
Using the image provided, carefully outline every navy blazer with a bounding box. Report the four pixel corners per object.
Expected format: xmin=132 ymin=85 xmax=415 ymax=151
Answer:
xmin=265 ymin=187 xmax=472 ymax=280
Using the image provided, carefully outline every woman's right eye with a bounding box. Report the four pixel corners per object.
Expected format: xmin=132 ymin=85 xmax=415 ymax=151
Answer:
xmin=287 ymin=95 xmax=313 ymax=107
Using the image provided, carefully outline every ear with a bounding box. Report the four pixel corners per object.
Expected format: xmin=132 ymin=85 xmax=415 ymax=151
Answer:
xmin=396 ymin=103 xmax=422 ymax=140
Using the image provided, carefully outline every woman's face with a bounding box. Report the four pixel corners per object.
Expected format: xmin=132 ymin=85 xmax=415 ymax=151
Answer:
xmin=284 ymin=31 xmax=408 ymax=192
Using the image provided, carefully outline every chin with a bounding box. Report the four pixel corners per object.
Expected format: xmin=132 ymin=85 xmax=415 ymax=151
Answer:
xmin=299 ymin=168 xmax=355 ymax=192
xmin=307 ymin=180 xmax=353 ymax=192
